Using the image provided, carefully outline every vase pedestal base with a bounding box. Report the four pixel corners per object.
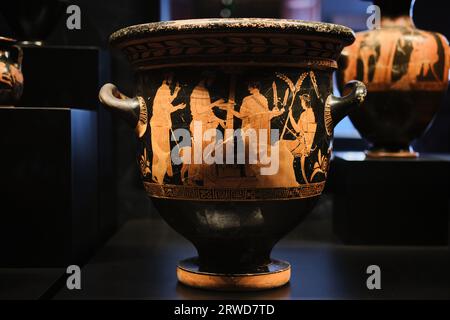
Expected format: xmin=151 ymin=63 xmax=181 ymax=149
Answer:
xmin=177 ymin=257 xmax=290 ymax=291
xmin=365 ymin=149 xmax=418 ymax=159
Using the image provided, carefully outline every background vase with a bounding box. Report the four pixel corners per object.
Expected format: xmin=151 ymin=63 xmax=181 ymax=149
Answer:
xmin=0 ymin=0 xmax=68 ymax=46
xmin=337 ymin=0 xmax=450 ymax=157
xmin=0 ymin=37 xmax=23 ymax=105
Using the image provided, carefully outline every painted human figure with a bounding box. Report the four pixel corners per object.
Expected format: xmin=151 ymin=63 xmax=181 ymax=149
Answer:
xmin=240 ymin=82 xmax=284 ymax=133
xmin=189 ymin=78 xmax=226 ymax=135
xmin=274 ymin=93 xmax=318 ymax=185
xmin=187 ymin=75 xmax=228 ymax=185
xmin=407 ymin=32 xmax=440 ymax=81
xmin=354 ymin=29 xmax=405 ymax=85
xmin=263 ymin=74 xmax=317 ymax=187
xmin=227 ymin=82 xmax=284 ymax=177
xmin=358 ymin=32 xmax=380 ymax=84
xmin=228 ymin=82 xmax=284 ymax=142
xmin=391 ymin=31 xmax=441 ymax=89
xmin=150 ymin=77 xmax=186 ymax=184
xmin=287 ymin=93 xmax=317 ymax=157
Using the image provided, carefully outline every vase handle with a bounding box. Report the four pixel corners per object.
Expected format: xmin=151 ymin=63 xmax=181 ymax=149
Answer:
xmin=326 ymin=80 xmax=367 ymax=131
xmin=448 ymin=42 xmax=450 ymax=83
xmin=99 ymin=83 xmax=148 ymax=138
xmin=11 ymin=45 xmax=23 ymax=69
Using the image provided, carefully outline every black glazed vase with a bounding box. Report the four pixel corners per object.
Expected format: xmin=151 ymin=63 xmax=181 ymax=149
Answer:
xmin=99 ymin=19 xmax=366 ymax=291
xmin=0 ymin=0 xmax=68 ymax=45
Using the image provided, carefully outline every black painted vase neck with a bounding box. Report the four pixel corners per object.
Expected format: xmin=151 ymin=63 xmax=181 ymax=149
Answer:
xmin=373 ymin=0 xmax=412 ymax=17
xmin=373 ymin=0 xmax=415 ymax=28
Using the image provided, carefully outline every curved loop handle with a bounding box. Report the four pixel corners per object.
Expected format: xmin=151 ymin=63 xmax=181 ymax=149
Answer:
xmin=447 ymin=42 xmax=450 ymax=84
xmin=99 ymin=83 xmax=148 ymax=137
xmin=324 ymin=80 xmax=367 ymax=135
xmin=11 ymin=45 xmax=23 ymax=69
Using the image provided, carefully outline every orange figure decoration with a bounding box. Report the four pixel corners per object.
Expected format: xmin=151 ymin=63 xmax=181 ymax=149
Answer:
xmin=187 ymin=74 xmax=228 ymax=185
xmin=150 ymin=77 xmax=186 ymax=184
xmin=287 ymin=94 xmax=317 ymax=157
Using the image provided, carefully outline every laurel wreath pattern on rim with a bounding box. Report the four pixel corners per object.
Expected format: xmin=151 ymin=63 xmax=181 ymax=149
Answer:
xmin=123 ymin=36 xmax=344 ymax=64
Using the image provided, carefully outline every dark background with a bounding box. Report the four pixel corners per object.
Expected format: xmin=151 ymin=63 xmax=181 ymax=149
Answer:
xmin=0 ymin=0 xmax=162 ymax=225
xmin=0 ymin=0 xmax=449 ymax=224
xmin=0 ymin=0 xmax=449 ymax=300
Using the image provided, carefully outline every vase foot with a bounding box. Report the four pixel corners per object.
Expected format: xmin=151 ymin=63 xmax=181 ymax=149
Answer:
xmin=365 ymin=149 xmax=418 ymax=158
xmin=177 ymin=257 xmax=291 ymax=291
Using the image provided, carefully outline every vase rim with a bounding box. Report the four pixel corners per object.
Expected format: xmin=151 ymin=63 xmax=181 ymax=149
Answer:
xmin=110 ymin=18 xmax=355 ymax=47
xmin=0 ymin=37 xmax=17 ymax=44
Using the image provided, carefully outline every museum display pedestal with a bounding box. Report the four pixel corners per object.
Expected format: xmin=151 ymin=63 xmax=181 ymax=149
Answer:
xmin=0 ymin=268 xmax=65 ymax=300
xmin=332 ymin=152 xmax=449 ymax=245
xmin=0 ymin=107 xmax=101 ymax=266
xmin=53 ymin=218 xmax=450 ymax=300
xmin=0 ymin=46 xmax=115 ymax=267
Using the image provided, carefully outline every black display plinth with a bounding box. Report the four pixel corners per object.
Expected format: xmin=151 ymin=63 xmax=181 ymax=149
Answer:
xmin=332 ymin=152 xmax=449 ymax=245
xmin=18 ymin=46 xmax=108 ymax=109
xmin=0 ymin=107 xmax=103 ymax=267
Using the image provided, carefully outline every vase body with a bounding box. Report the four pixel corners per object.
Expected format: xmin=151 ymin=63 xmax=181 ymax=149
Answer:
xmin=337 ymin=0 xmax=450 ymax=157
xmin=0 ymin=37 xmax=23 ymax=105
xmin=100 ymin=19 xmax=366 ymax=290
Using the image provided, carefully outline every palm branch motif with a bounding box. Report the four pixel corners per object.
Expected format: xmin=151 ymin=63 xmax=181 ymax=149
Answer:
xmin=295 ymin=73 xmax=307 ymax=92
xmin=277 ymin=72 xmax=308 ymax=139
xmin=310 ymin=148 xmax=331 ymax=182
xmin=139 ymin=148 xmax=151 ymax=177
xmin=282 ymin=87 xmax=289 ymax=106
xmin=276 ymin=72 xmax=295 ymax=93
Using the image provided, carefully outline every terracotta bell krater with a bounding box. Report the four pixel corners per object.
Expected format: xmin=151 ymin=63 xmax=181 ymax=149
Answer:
xmin=99 ymin=19 xmax=366 ymax=291
xmin=337 ymin=0 xmax=450 ymax=158
xmin=0 ymin=37 xmax=23 ymax=105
